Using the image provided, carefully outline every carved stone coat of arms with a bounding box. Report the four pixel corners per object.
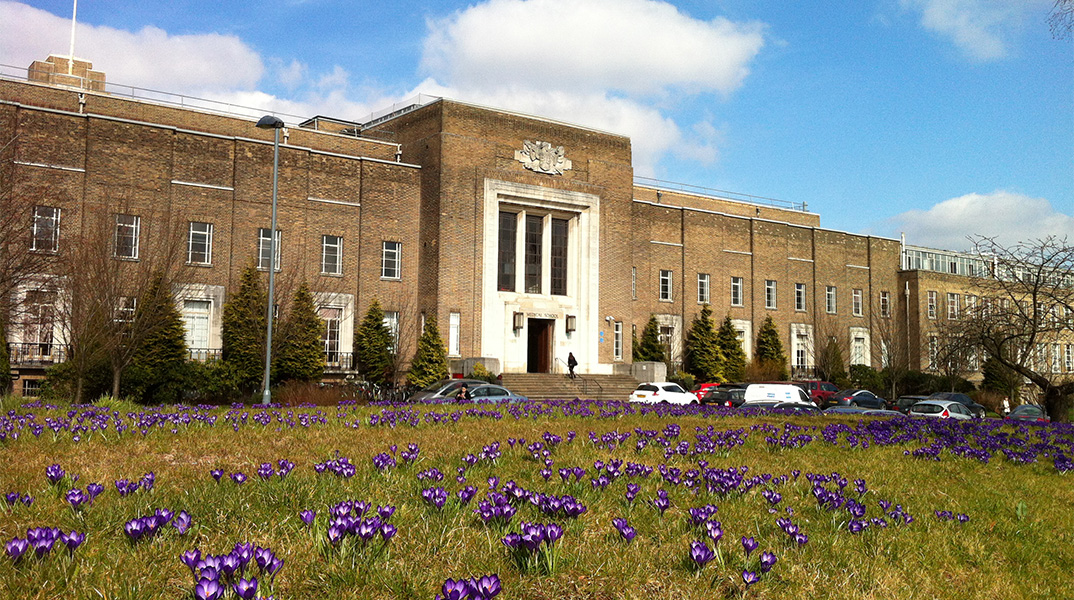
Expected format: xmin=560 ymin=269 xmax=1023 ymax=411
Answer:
xmin=515 ymin=140 xmax=572 ymax=175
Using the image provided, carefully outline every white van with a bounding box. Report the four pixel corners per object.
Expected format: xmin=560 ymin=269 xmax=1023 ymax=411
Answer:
xmin=742 ymin=383 xmax=813 ymax=405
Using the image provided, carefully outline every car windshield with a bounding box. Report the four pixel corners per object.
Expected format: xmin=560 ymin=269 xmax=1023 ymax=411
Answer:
xmin=912 ymin=404 xmax=942 ymax=414
xmin=1011 ymin=405 xmax=1043 ymax=416
xmin=662 ymin=384 xmax=684 ymax=393
xmin=821 ymin=383 xmax=839 ymax=392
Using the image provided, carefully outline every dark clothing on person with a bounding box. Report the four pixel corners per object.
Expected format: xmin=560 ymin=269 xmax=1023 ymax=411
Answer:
xmin=567 ymin=352 xmax=578 ymax=379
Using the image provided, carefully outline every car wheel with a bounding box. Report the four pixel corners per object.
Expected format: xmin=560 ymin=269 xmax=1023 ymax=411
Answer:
xmin=850 ymin=401 xmax=859 ymax=408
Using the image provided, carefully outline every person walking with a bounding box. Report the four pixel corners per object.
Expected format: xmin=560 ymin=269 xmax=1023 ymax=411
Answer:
xmin=567 ymin=352 xmax=578 ymax=379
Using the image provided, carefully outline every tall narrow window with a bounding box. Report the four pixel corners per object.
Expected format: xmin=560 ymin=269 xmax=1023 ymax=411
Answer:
xmin=928 ymin=336 xmax=938 ymax=369
xmin=880 ymin=291 xmax=891 ymax=318
xmin=449 ymin=312 xmax=461 ymax=356
xmin=383 ymin=311 xmax=399 ymax=352
xmin=1066 ymin=344 xmax=1073 ymax=372
xmin=947 ymin=292 xmax=960 ymax=320
xmin=115 ymin=296 xmax=137 ymax=323
xmin=319 ymin=307 xmax=341 ymax=365
xmin=614 ymin=321 xmax=623 ymax=360
xmin=631 ymin=267 xmax=637 ymax=299
xmin=551 ymin=218 xmax=568 ymax=296
xmin=795 ymin=283 xmax=806 ymax=312
xmin=927 ymin=291 xmax=937 ymax=319
xmin=182 ymin=299 xmax=211 ymax=350
xmin=852 ymin=289 xmax=863 ymax=316
xmin=826 ymin=286 xmax=837 ymax=314
xmin=498 ymin=212 xmax=517 ymax=291
xmin=31 ymin=206 xmax=60 ymax=252
xmin=731 ymin=277 xmax=743 ymax=307
xmin=114 ymin=214 xmax=140 ymax=259
xmin=322 ymin=235 xmax=342 ymax=275
xmin=24 ymin=290 xmax=56 ymax=356
xmin=765 ymin=280 xmax=777 ymax=309
xmin=381 ymin=241 xmax=401 ymax=279
xmin=525 ymin=215 xmax=542 ymax=293
xmin=188 ymin=222 xmax=213 ymax=265
xmin=697 ymin=273 xmax=710 ymax=304
xmin=659 ymin=270 xmax=673 ymax=301
xmin=258 ymin=228 xmax=282 ymax=271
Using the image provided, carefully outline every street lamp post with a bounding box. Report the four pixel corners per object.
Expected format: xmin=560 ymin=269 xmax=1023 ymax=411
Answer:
xmin=256 ymin=115 xmax=285 ymax=405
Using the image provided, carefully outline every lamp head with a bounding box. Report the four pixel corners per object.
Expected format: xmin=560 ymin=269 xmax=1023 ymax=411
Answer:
xmin=256 ymin=115 xmax=285 ymax=129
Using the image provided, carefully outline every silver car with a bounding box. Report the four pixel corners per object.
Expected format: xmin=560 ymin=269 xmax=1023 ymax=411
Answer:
xmin=908 ymin=400 xmax=973 ymax=421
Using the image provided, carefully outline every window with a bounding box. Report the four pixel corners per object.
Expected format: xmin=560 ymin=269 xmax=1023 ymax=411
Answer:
xmin=731 ymin=277 xmax=743 ymax=307
xmin=551 ymin=218 xmax=568 ymax=296
xmin=381 ymin=241 xmax=401 ymax=279
xmin=852 ymin=289 xmax=863 ymax=317
xmin=114 ymin=214 xmax=140 ymax=259
xmin=22 ymin=379 xmax=42 ymax=398
xmin=525 ymin=215 xmax=542 ymax=293
xmin=258 ymin=228 xmax=282 ymax=271
xmin=1066 ymin=344 xmax=1073 ymax=372
xmin=826 ymin=286 xmax=837 ymax=314
xmin=321 ymin=235 xmax=342 ymax=275
xmin=188 ymin=222 xmax=213 ymax=265
xmin=23 ymin=290 xmax=56 ymax=354
xmin=613 ymin=321 xmax=623 ymax=360
xmin=697 ymin=273 xmax=710 ymax=304
xmin=631 ymin=267 xmax=637 ymax=300
xmin=31 ymin=206 xmax=60 ymax=252
xmin=497 ymin=212 xmax=517 ymax=291
xmin=765 ymin=280 xmax=777 ymax=310
xmin=383 ymin=311 xmax=399 ymax=352
xmin=927 ymin=291 xmax=937 ymax=319
xmin=795 ymin=283 xmax=806 ymax=312
xmin=947 ymin=293 xmax=960 ymax=320
xmin=182 ymin=300 xmax=211 ymax=350
xmin=115 ymin=296 xmax=137 ymax=323
xmin=659 ymin=270 xmax=673 ymax=301
xmin=851 ymin=335 xmax=867 ymax=365
xmin=965 ymin=295 xmax=977 ymax=317
xmin=320 ymin=307 xmax=342 ymax=365
xmin=1052 ymin=344 xmax=1062 ymax=373
xmin=928 ymin=336 xmax=938 ymax=369
xmin=448 ymin=312 xmax=461 ymax=356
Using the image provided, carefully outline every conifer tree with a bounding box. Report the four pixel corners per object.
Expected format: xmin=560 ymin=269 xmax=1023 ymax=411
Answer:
xmin=356 ymin=299 xmax=393 ymax=386
xmin=716 ymin=315 xmax=748 ymax=382
xmin=0 ymin=320 xmax=10 ymax=395
xmin=684 ymin=304 xmax=723 ymax=383
xmin=221 ymin=263 xmax=268 ymax=394
xmin=634 ymin=315 xmax=666 ymax=363
xmin=407 ymin=316 xmax=449 ymax=389
xmin=981 ymin=353 xmax=1021 ymax=402
xmin=124 ymin=280 xmax=188 ymax=404
xmin=755 ymin=316 xmax=788 ymax=379
xmin=274 ymin=282 xmax=324 ymax=384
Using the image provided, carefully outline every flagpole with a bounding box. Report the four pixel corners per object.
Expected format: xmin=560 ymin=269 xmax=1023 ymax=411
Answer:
xmin=68 ymin=0 xmax=78 ymax=75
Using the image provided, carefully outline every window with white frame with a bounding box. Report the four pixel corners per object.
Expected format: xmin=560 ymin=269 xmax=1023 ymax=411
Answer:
xmin=114 ymin=214 xmax=140 ymax=260
xmin=765 ymin=280 xmax=777 ymax=310
xmin=659 ymin=270 xmax=673 ymax=301
xmin=697 ymin=273 xmax=710 ymax=304
xmin=947 ymin=292 xmax=960 ymax=320
xmin=852 ymin=289 xmax=863 ymax=316
xmin=928 ymin=335 xmax=938 ymax=369
xmin=321 ymin=235 xmax=342 ymax=275
xmin=795 ymin=283 xmax=806 ymax=312
xmin=181 ymin=299 xmax=211 ymax=350
xmin=731 ymin=277 xmax=743 ymax=307
xmin=631 ymin=267 xmax=637 ymax=300
xmin=449 ymin=312 xmax=461 ymax=356
xmin=319 ymin=307 xmax=342 ymax=364
xmin=383 ymin=311 xmax=399 ymax=352
xmin=381 ymin=241 xmax=401 ymax=280
xmin=1066 ymin=344 xmax=1073 ymax=372
xmin=1052 ymin=343 xmax=1062 ymax=373
xmin=23 ymin=290 xmax=56 ymax=353
xmin=927 ymin=291 xmax=937 ymax=319
xmin=880 ymin=291 xmax=891 ymax=318
xmin=31 ymin=206 xmax=60 ymax=252
xmin=965 ymin=295 xmax=977 ymax=317
xmin=826 ymin=286 xmax=837 ymax=314
xmin=613 ymin=321 xmax=623 ymax=360
xmin=851 ymin=335 xmax=867 ymax=365
xmin=258 ymin=228 xmax=282 ymax=271
xmin=114 ymin=296 xmax=137 ymax=323
xmin=188 ymin=222 xmax=213 ymax=265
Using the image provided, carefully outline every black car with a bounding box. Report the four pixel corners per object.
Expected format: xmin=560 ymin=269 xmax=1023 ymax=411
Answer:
xmin=926 ymin=392 xmax=985 ymax=419
xmin=1005 ymin=404 xmax=1050 ymax=423
xmin=892 ymin=395 xmax=929 ymax=414
xmin=827 ymin=389 xmax=887 ymax=410
xmin=745 ymin=401 xmax=822 ymax=415
xmin=701 ymin=387 xmax=746 ymax=408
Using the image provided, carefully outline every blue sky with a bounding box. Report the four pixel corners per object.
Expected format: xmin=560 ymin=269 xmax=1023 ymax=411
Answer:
xmin=1 ymin=0 xmax=1070 ymax=249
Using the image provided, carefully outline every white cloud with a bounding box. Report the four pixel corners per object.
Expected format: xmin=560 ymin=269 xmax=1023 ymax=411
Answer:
xmin=891 ymin=191 xmax=1074 ymax=250
xmin=0 ymin=1 xmax=263 ymax=93
xmin=899 ymin=0 xmax=1048 ymax=61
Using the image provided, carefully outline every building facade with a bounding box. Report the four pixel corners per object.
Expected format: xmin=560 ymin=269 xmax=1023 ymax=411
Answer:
xmin=3 ymin=59 xmax=1009 ymax=397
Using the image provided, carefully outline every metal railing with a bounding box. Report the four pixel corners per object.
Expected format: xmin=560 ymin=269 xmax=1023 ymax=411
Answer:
xmin=634 ymin=176 xmax=807 ymax=212
xmin=187 ymin=348 xmax=221 ymax=362
xmin=7 ymin=343 xmax=67 ymax=366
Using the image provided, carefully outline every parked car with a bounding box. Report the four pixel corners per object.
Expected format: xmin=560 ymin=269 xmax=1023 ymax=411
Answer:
xmin=926 ymin=392 xmax=985 ymax=419
xmin=744 ymin=400 xmax=822 ymax=415
xmin=691 ymin=382 xmax=744 ymax=402
xmin=823 ymin=406 xmax=870 ymax=415
xmin=467 ymin=384 xmax=528 ymax=403
xmin=701 ymin=387 xmax=746 ymax=408
xmin=1005 ymin=404 xmax=1050 ymax=423
xmin=892 ymin=395 xmax=930 ymax=414
xmin=827 ymin=389 xmax=887 ymax=409
xmin=629 ymin=382 xmax=697 ymax=405
xmin=743 ymin=383 xmax=813 ymax=405
xmin=409 ymin=378 xmax=488 ymax=402
xmin=907 ymin=400 xmax=974 ymax=420
xmin=793 ymin=380 xmax=839 ymax=406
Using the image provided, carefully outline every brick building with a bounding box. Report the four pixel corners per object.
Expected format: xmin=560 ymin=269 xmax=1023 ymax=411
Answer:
xmin=3 ymin=59 xmax=1011 ymax=397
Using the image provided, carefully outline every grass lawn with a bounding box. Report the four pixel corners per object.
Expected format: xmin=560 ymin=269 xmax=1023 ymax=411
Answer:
xmin=0 ymin=397 xmax=1071 ymax=600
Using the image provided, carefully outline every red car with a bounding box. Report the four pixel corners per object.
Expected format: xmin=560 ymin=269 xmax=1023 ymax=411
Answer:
xmin=793 ymin=381 xmax=839 ymax=406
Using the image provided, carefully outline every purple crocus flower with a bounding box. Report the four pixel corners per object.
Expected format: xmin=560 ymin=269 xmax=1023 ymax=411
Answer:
xmin=210 ymin=469 xmax=224 ymax=482
xmin=173 ymin=510 xmax=192 ymax=534
xmin=299 ymin=509 xmax=316 ymax=526
xmin=704 ymin=521 xmax=723 ymax=543
xmin=380 ymin=523 xmax=397 ymax=541
xmin=45 ymin=464 xmax=65 ymax=485
xmin=232 ymin=577 xmax=258 ymax=600
xmin=194 ymin=577 xmax=224 ymax=600
xmin=181 ymin=549 xmax=202 ymax=575
xmin=544 ymin=523 xmax=563 ymax=545
xmin=468 ymin=574 xmax=502 ymax=599
xmin=760 ymin=551 xmax=778 ymax=573
xmin=65 ymin=488 xmax=88 ymax=509
xmin=254 ymin=547 xmax=275 ymax=571
xmin=690 ymin=540 xmax=716 ymax=567
xmin=59 ymin=530 xmax=85 ymax=552
xmin=741 ymin=536 xmax=758 ymax=556
xmin=123 ymin=518 xmax=145 ymax=541
xmin=229 ymin=472 xmax=247 ymax=485
xmin=86 ymin=482 xmax=104 ymax=499
xmin=439 ymin=578 xmax=470 ymax=600
xmin=4 ymin=491 xmax=19 ymax=505
xmin=378 ymin=505 xmax=395 ymax=520
xmin=5 ymin=538 xmax=29 ymax=561
xmin=742 ymin=570 xmax=760 ymax=586
xmin=619 ymin=525 xmax=637 ymax=542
